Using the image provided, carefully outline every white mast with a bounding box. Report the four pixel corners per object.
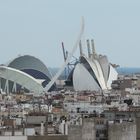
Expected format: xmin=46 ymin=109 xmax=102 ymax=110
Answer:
xmin=45 ymin=18 xmax=85 ymax=92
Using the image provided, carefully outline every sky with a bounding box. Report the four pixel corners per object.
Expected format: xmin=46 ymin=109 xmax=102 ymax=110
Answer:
xmin=0 ymin=0 xmax=140 ymax=68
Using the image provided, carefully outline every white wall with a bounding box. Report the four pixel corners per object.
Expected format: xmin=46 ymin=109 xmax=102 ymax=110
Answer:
xmin=0 ymin=136 xmax=27 ymax=140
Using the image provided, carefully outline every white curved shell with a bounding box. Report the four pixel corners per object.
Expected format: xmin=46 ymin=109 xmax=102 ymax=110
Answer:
xmin=83 ymin=56 xmax=107 ymax=90
xmin=91 ymin=59 xmax=107 ymax=89
xmin=0 ymin=66 xmax=44 ymax=94
xmin=72 ymin=55 xmax=118 ymax=91
xmin=73 ymin=63 xmax=100 ymax=91
xmin=107 ymin=65 xmax=118 ymax=89
xmin=98 ymin=55 xmax=109 ymax=83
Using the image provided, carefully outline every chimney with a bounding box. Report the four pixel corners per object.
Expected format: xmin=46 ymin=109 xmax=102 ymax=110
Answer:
xmin=40 ymin=121 xmax=44 ymax=136
xmin=87 ymin=39 xmax=91 ymax=58
xmin=91 ymin=39 xmax=96 ymax=57
xmin=79 ymin=40 xmax=83 ymax=56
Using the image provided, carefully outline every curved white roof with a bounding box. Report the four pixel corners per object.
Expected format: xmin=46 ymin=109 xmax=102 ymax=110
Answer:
xmin=0 ymin=66 xmax=45 ymax=94
xmin=7 ymin=55 xmax=52 ymax=79
xmin=98 ymin=55 xmax=109 ymax=83
xmin=93 ymin=59 xmax=107 ymax=89
xmin=80 ymin=56 xmax=107 ymax=89
xmin=73 ymin=63 xmax=101 ymax=91
xmin=107 ymin=65 xmax=118 ymax=89
xmin=72 ymin=55 xmax=118 ymax=91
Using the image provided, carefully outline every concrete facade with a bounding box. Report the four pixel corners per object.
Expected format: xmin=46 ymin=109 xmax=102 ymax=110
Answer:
xmin=68 ymin=125 xmax=82 ymax=140
xmin=0 ymin=135 xmax=67 ymax=140
xmin=26 ymin=116 xmax=47 ymax=125
xmin=136 ymin=117 xmax=140 ymax=140
xmin=108 ymin=122 xmax=136 ymax=140
xmin=82 ymin=118 xmax=96 ymax=140
xmin=104 ymin=110 xmax=140 ymax=122
xmin=68 ymin=118 xmax=96 ymax=140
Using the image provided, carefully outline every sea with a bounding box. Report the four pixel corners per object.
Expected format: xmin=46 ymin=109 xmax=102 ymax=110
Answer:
xmin=116 ymin=67 xmax=140 ymax=75
xmin=49 ymin=67 xmax=140 ymax=77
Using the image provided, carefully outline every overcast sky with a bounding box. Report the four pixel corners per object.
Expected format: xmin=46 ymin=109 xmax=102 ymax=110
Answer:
xmin=0 ymin=0 xmax=140 ymax=67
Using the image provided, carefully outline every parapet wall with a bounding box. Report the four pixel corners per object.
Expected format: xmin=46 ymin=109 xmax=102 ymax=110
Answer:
xmin=28 ymin=135 xmax=68 ymax=140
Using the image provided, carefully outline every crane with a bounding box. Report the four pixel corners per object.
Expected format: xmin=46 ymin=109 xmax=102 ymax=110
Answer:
xmin=45 ymin=18 xmax=85 ymax=92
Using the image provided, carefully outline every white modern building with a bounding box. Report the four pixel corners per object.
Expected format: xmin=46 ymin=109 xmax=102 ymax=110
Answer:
xmin=67 ymin=39 xmax=118 ymax=91
xmin=0 ymin=55 xmax=53 ymax=94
